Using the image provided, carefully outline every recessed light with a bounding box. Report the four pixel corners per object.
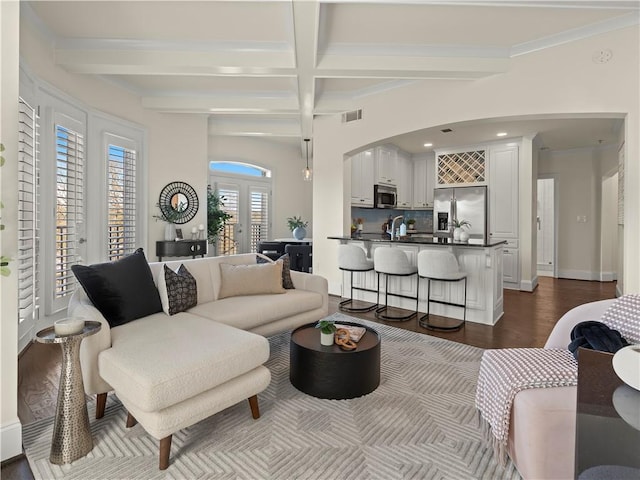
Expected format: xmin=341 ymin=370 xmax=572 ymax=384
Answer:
xmin=496 ymin=132 xmax=508 ymax=137
xmin=423 ymin=143 xmax=433 ymax=147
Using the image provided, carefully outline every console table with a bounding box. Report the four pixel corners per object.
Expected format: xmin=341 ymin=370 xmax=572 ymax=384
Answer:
xmin=156 ymin=240 xmax=207 ymax=261
xmin=575 ymin=348 xmax=640 ymax=478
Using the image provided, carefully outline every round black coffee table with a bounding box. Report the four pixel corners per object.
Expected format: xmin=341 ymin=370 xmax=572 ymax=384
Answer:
xmin=289 ymin=321 xmax=381 ymax=399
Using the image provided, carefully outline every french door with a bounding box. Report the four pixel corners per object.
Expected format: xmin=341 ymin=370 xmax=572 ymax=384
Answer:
xmin=210 ymin=175 xmax=271 ymax=255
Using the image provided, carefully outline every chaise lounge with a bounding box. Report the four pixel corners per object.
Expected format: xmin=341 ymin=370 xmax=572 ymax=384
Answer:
xmin=69 ymin=250 xmax=328 ymax=469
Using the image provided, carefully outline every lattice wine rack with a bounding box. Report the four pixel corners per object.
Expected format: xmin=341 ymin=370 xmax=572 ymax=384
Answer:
xmin=437 ymin=150 xmax=486 ymax=185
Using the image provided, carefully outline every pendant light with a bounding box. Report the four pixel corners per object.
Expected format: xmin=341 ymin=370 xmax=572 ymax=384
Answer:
xmin=302 ymin=138 xmax=312 ymax=181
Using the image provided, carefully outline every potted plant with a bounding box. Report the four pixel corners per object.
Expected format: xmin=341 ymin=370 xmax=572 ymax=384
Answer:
xmin=452 ymin=219 xmax=471 ymax=241
xmin=207 ymin=186 xmax=232 ymax=251
xmin=407 ymin=218 xmax=416 ymax=230
xmin=153 ymin=203 xmax=184 ymax=241
xmin=287 ymin=215 xmax=309 ymax=240
xmin=315 ymin=319 xmax=336 ymax=346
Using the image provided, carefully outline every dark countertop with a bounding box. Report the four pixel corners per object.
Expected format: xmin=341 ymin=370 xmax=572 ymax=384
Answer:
xmin=328 ymin=234 xmax=506 ymax=248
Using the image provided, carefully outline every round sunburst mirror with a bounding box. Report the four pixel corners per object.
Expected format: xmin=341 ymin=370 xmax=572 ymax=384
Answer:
xmin=158 ymin=181 xmax=199 ymax=224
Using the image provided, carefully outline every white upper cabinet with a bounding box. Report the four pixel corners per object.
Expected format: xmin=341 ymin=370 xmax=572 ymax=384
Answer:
xmin=396 ymin=150 xmax=413 ymax=208
xmin=375 ymin=145 xmax=398 ymax=185
xmin=350 ymin=151 xmax=374 ymax=207
xmin=412 ymin=154 xmax=435 ymax=209
xmin=489 ymin=145 xmax=519 ymax=239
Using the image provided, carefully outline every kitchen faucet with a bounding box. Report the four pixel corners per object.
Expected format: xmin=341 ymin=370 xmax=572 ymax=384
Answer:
xmin=387 ymin=215 xmax=404 ymax=240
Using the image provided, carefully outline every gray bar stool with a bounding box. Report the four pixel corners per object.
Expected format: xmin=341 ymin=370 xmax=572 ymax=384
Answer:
xmin=374 ymin=247 xmax=418 ymax=321
xmin=338 ymin=244 xmax=377 ymax=312
xmin=417 ymin=250 xmax=467 ymax=331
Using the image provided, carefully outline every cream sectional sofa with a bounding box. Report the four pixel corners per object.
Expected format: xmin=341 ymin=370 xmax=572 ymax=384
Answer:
xmin=69 ymin=252 xmax=328 ymax=469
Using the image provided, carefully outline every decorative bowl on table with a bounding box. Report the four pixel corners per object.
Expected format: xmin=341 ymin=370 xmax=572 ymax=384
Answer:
xmin=54 ymin=318 xmax=85 ymax=336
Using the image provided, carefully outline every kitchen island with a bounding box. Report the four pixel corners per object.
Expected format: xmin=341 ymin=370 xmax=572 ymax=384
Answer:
xmin=329 ymin=234 xmax=505 ymax=325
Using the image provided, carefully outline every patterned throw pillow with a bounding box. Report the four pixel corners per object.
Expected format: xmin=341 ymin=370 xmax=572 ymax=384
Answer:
xmin=256 ymin=253 xmax=294 ymax=289
xmin=158 ymin=264 xmax=198 ymax=315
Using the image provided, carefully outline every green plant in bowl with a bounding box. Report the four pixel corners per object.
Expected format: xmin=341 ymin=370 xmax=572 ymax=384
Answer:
xmin=287 ymin=216 xmax=308 ymax=230
xmin=452 ymin=219 xmax=471 ymax=229
xmin=315 ymin=319 xmax=336 ymax=334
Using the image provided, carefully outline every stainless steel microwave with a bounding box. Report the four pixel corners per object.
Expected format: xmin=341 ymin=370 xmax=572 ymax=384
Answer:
xmin=374 ymin=184 xmax=397 ymax=209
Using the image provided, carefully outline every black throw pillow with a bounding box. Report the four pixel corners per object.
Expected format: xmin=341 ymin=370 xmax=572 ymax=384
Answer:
xmin=71 ymin=248 xmax=163 ymax=328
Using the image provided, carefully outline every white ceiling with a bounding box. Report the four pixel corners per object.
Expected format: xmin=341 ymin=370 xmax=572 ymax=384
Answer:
xmin=24 ymin=1 xmax=639 ymax=154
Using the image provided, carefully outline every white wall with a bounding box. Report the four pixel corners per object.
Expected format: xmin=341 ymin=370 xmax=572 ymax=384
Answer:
xmin=1 ymin=0 xmax=23 ymax=461
xmin=208 ymin=136 xmax=313 ymax=239
xmin=601 ymin=173 xmax=618 ymax=281
xmin=313 ymin=26 xmax=639 ymax=296
xmin=20 ymin=18 xmax=209 ymax=259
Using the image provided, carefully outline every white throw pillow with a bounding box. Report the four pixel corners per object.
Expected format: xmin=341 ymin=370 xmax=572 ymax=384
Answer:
xmin=218 ymin=262 xmax=286 ymax=299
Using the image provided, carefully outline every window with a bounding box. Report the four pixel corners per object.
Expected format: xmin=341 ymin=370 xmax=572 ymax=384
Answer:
xmin=211 ymin=161 xmax=272 ymax=255
xmin=210 ymin=161 xmax=270 ymax=178
xmin=250 ymin=186 xmax=269 ymax=252
xmin=107 ymin=143 xmax=137 ymax=260
xmin=217 ymin=185 xmax=239 ymax=255
xmin=54 ymin=122 xmax=84 ymax=300
xmin=18 ymin=97 xmax=40 ymax=332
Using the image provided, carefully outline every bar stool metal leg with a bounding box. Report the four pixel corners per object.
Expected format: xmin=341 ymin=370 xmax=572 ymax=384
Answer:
xmin=418 ymin=277 xmax=466 ymax=331
xmin=339 ymin=270 xmax=377 ymax=312
xmin=374 ymin=271 xmax=418 ymax=322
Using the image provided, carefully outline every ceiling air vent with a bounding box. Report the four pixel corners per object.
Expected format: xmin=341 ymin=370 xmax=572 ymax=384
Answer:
xmin=342 ymin=109 xmax=363 ymax=123
xmin=441 ymin=128 xmax=453 ymax=133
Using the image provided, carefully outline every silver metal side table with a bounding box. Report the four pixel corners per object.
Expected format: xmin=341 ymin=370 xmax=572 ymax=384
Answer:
xmin=36 ymin=321 xmax=101 ymax=464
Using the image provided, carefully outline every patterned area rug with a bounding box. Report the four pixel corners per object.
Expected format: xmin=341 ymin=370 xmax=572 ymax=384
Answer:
xmin=23 ymin=314 xmax=521 ymax=479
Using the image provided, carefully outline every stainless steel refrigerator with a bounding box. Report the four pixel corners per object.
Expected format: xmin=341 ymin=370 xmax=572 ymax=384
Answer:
xmin=433 ymin=186 xmax=488 ymax=241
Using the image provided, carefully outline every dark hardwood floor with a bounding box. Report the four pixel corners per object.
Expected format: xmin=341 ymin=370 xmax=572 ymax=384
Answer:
xmin=2 ymin=276 xmax=615 ymax=479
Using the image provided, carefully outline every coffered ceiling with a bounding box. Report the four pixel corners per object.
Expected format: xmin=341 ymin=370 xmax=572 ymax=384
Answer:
xmin=24 ymin=1 xmax=639 ymax=154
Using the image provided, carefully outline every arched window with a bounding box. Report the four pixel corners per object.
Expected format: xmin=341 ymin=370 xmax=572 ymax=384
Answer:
xmin=209 ymin=161 xmax=271 ymax=178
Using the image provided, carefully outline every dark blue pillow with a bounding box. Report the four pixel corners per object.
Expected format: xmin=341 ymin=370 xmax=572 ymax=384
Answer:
xmin=72 ymin=248 xmax=162 ymax=327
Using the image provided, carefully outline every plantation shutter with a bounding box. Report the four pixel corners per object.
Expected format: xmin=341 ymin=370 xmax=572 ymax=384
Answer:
xmin=249 ymin=186 xmax=269 ymax=252
xmin=216 ymin=183 xmax=239 ymax=255
xmin=54 ymin=119 xmax=84 ymax=302
xmin=17 ymin=97 xmax=40 ymax=327
xmin=107 ymin=142 xmax=137 ymax=260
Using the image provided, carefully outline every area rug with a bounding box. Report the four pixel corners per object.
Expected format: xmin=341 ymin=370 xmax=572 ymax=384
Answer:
xmin=22 ymin=313 xmax=520 ymax=479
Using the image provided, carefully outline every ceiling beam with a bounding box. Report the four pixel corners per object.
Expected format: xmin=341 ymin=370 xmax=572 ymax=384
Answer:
xmin=291 ymin=0 xmax=320 ymax=143
xmin=141 ymin=95 xmax=299 ymax=113
xmin=55 ymin=48 xmax=296 ymax=76
xmin=208 ymin=117 xmax=300 ymax=137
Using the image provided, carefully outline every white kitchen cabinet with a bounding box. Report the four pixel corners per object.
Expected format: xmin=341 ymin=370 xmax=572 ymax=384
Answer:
xmin=502 ymin=247 xmax=519 ymax=287
xmin=375 ymin=145 xmax=397 ymax=185
xmin=489 ymin=145 xmax=519 ymax=239
xmin=350 ymin=151 xmax=374 ymax=207
xmin=396 ymin=151 xmax=413 ymax=208
xmin=412 ymin=155 xmax=435 ymax=208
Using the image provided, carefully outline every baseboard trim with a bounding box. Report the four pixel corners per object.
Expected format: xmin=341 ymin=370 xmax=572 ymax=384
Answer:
xmin=557 ymin=269 xmax=599 ymax=281
xmin=1 ymin=419 xmax=23 ymax=462
xmin=616 ymin=284 xmax=624 ymax=298
xmin=600 ymin=271 xmax=617 ymax=282
xmin=520 ymin=276 xmax=538 ymax=292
